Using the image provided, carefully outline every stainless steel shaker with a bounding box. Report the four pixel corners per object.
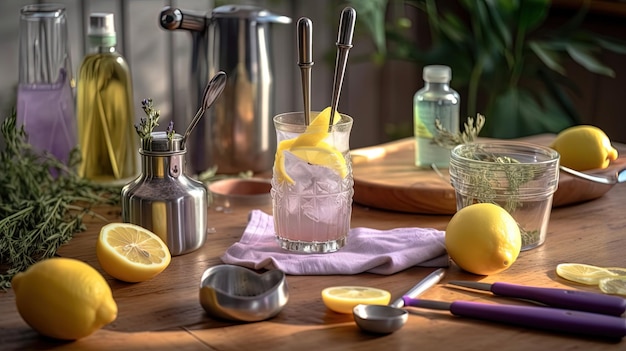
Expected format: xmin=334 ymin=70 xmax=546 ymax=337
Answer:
xmin=121 ymin=132 xmax=207 ymax=256
xmin=159 ymin=5 xmax=291 ymax=175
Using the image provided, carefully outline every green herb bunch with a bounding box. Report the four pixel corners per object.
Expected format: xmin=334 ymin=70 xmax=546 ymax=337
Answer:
xmin=0 ymin=111 xmax=120 ymax=290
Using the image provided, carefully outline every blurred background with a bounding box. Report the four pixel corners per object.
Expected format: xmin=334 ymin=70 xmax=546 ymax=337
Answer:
xmin=1 ymin=0 xmax=625 ymax=149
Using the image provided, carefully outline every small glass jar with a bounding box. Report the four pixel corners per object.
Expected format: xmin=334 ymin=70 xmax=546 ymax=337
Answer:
xmin=449 ymin=142 xmax=560 ymax=250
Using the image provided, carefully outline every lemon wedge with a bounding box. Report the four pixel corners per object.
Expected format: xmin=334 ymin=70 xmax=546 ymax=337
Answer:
xmin=556 ymin=263 xmax=620 ymax=285
xmin=321 ymin=286 xmax=391 ymax=314
xmin=96 ymin=223 xmax=172 ymax=283
xmin=291 ymin=107 xmax=342 ymax=148
xmin=290 ymin=142 xmax=348 ymax=179
xmin=274 ymin=107 xmax=347 ymax=184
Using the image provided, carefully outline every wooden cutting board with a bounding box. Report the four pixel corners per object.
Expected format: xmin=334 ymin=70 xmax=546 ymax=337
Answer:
xmin=351 ymin=134 xmax=625 ymax=215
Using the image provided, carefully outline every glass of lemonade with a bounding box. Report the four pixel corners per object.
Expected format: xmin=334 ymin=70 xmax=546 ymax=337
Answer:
xmin=271 ymin=110 xmax=354 ymax=253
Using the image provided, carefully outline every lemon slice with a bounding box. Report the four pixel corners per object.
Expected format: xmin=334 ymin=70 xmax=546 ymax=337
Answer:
xmin=599 ymin=277 xmax=626 ymax=296
xmin=556 ymin=263 xmax=619 ymax=285
xmin=291 ymin=107 xmax=341 ymax=148
xmin=96 ymin=223 xmax=172 ymax=283
xmin=321 ymin=286 xmax=391 ymax=314
xmin=290 ymin=142 xmax=348 ymax=178
xmin=274 ymin=139 xmax=296 ymax=184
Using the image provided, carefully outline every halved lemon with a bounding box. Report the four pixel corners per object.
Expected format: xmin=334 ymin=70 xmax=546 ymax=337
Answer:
xmin=96 ymin=223 xmax=172 ymax=283
xmin=556 ymin=263 xmax=619 ymax=285
xmin=321 ymin=286 xmax=391 ymax=314
xmin=599 ymin=277 xmax=626 ymax=296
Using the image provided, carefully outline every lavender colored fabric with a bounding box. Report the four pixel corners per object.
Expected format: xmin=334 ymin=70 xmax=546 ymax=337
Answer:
xmin=221 ymin=210 xmax=449 ymax=275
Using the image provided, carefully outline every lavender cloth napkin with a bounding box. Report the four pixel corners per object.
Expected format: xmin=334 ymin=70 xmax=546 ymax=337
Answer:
xmin=220 ymin=210 xmax=449 ymax=275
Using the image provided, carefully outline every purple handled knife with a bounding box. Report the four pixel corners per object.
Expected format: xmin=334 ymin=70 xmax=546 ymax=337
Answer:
xmin=402 ymin=297 xmax=626 ymax=339
xmin=448 ymin=280 xmax=626 ymax=316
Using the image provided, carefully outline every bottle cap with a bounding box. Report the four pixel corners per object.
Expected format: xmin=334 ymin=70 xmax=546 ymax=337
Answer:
xmin=88 ymin=13 xmax=116 ymax=37
xmin=423 ymin=65 xmax=451 ymax=83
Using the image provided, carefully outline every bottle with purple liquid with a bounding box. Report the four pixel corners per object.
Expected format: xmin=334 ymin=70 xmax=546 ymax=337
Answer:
xmin=16 ymin=4 xmax=77 ymax=168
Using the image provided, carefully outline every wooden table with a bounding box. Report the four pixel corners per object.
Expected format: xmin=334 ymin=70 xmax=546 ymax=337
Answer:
xmin=2 ymin=162 xmax=626 ymax=350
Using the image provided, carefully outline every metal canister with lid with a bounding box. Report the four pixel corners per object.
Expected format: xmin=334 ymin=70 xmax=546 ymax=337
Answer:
xmin=121 ymin=131 xmax=207 ymax=256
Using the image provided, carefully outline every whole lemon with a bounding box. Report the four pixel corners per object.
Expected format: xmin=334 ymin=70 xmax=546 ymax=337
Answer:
xmin=551 ymin=125 xmax=618 ymax=171
xmin=445 ymin=203 xmax=521 ymax=275
xmin=11 ymin=257 xmax=118 ymax=340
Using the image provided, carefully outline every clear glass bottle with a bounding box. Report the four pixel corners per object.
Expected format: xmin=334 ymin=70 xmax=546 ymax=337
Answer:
xmin=413 ymin=65 xmax=460 ymax=168
xmin=17 ymin=4 xmax=77 ymax=171
xmin=77 ymin=13 xmax=138 ymax=183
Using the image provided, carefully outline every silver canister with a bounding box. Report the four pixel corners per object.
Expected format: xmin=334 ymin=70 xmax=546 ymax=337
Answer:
xmin=121 ymin=132 xmax=207 ymax=255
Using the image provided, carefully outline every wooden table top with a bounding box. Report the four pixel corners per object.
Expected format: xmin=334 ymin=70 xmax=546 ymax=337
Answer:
xmin=2 ymin=157 xmax=626 ymax=350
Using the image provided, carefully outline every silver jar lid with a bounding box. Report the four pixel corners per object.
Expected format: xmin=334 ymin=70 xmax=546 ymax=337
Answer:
xmin=141 ymin=132 xmax=184 ymax=154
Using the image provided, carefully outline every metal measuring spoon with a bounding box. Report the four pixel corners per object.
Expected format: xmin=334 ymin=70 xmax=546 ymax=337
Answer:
xmin=297 ymin=17 xmax=313 ymax=126
xmin=560 ymin=165 xmax=626 ymax=185
xmin=180 ymin=71 xmax=227 ymax=150
xmin=353 ymin=268 xmax=446 ymax=334
xmin=329 ymin=7 xmax=356 ymax=127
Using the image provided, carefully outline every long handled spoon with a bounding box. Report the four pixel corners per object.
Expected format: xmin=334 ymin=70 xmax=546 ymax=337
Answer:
xmin=297 ymin=17 xmax=313 ymax=126
xmin=181 ymin=71 xmax=227 ymax=150
xmin=329 ymin=7 xmax=356 ymax=127
xmin=560 ymin=165 xmax=626 ymax=185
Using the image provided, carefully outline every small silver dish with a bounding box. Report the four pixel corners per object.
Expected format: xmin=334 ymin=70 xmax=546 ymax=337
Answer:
xmin=199 ymin=265 xmax=288 ymax=322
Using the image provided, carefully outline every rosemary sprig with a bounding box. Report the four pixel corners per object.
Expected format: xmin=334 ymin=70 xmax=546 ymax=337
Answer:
xmin=0 ymin=110 xmax=120 ymax=290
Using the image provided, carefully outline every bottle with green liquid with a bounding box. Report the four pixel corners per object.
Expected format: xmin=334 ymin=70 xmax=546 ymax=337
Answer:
xmin=77 ymin=13 xmax=138 ymax=183
xmin=413 ymin=65 xmax=460 ymax=168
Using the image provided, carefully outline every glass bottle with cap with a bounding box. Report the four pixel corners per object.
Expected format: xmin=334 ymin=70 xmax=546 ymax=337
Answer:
xmin=121 ymin=131 xmax=208 ymax=256
xmin=413 ymin=65 xmax=460 ymax=168
xmin=76 ymin=13 xmax=138 ymax=183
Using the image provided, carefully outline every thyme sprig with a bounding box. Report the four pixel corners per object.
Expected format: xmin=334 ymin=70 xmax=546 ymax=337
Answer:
xmin=432 ymin=113 xmax=485 ymax=149
xmin=0 ymin=111 xmax=120 ymax=290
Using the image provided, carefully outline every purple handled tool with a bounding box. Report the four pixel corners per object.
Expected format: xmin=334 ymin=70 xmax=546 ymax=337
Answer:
xmin=402 ymin=297 xmax=626 ymax=339
xmin=448 ymin=280 xmax=626 ymax=317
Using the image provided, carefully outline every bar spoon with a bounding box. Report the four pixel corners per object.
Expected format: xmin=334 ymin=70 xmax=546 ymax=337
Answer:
xmin=560 ymin=165 xmax=626 ymax=185
xmin=180 ymin=71 xmax=227 ymax=150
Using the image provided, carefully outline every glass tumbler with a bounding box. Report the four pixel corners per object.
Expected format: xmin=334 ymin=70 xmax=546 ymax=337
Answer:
xmin=16 ymin=4 xmax=77 ymax=166
xmin=449 ymin=141 xmax=560 ymax=250
xmin=271 ymin=111 xmax=354 ymax=253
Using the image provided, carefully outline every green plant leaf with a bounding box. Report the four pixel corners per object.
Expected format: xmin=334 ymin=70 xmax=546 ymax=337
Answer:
xmin=517 ymin=0 xmax=549 ymax=34
xmin=528 ymin=40 xmax=565 ymax=75
xmin=484 ymin=0 xmax=512 ymax=49
xmin=487 ymin=88 xmax=573 ymax=138
xmin=566 ymin=43 xmax=615 ymax=77
xmin=346 ymin=0 xmax=388 ymax=54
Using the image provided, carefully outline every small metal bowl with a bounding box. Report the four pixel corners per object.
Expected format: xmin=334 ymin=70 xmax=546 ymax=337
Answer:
xmin=199 ymin=265 xmax=288 ymax=322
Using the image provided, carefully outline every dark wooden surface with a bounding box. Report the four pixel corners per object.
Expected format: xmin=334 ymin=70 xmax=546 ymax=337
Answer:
xmin=1 ymin=145 xmax=626 ymax=350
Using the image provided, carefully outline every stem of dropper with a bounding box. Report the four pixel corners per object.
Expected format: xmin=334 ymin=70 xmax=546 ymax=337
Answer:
xmin=329 ymin=7 xmax=356 ymax=127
